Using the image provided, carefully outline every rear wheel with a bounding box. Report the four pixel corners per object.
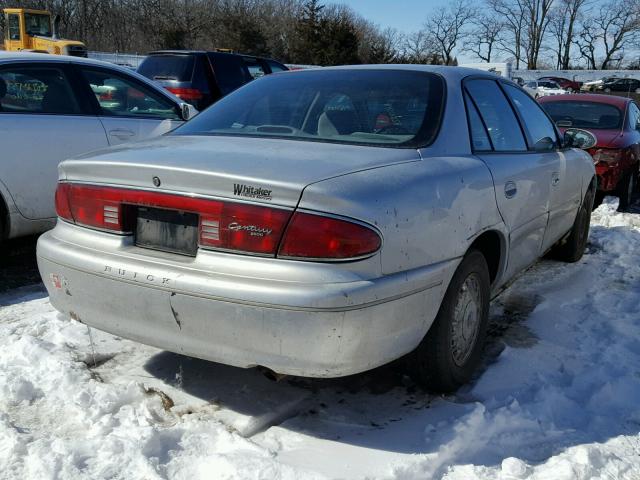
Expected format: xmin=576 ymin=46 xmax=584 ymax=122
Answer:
xmin=408 ymin=250 xmax=490 ymax=393
xmin=554 ymin=185 xmax=594 ymax=262
xmin=617 ymin=170 xmax=637 ymax=211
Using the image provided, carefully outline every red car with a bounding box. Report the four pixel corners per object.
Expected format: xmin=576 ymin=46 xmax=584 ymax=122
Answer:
xmin=538 ymin=76 xmax=582 ymax=93
xmin=540 ymin=94 xmax=640 ymax=209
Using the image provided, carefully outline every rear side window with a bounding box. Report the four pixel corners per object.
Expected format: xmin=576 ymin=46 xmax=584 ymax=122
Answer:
xmin=465 ymin=79 xmax=527 ymax=152
xmin=208 ymin=53 xmax=249 ymax=95
xmin=464 ymin=93 xmax=492 ymax=151
xmin=137 ymin=55 xmax=195 ymax=82
xmin=243 ymin=57 xmax=266 ymax=79
xmin=0 ymin=66 xmax=80 ymax=115
xmin=503 ymin=84 xmax=558 ymax=147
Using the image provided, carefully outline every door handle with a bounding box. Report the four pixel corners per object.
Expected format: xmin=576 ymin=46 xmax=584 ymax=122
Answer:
xmin=551 ymin=172 xmax=560 ymax=186
xmin=109 ymin=129 xmax=135 ymax=139
xmin=504 ymin=181 xmax=517 ymax=199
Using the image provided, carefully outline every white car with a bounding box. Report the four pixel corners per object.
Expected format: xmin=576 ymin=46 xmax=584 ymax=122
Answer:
xmin=0 ymin=52 xmax=197 ymax=241
xmin=524 ymin=80 xmax=567 ymax=98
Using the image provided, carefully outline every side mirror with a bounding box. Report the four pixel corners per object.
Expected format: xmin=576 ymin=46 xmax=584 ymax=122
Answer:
xmin=179 ymin=102 xmax=198 ymax=121
xmin=563 ymin=128 xmax=597 ymax=150
xmin=534 ymin=136 xmax=556 ymax=152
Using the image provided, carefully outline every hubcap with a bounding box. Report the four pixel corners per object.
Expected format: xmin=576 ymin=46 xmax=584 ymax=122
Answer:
xmin=450 ymin=273 xmax=483 ymax=367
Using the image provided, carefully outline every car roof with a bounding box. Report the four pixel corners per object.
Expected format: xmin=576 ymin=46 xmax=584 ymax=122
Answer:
xmin=0 ymin=51 xmax=131 ymax=71
xmin=147 ymin=50 xmax=288 ymax=63
xmin=286 ymin=64 xmax=514 ymax=82
xmin=538 ymin=93 xmax=631 ymax=108
xmin=0 ymin=51 xmax=185 ymax=104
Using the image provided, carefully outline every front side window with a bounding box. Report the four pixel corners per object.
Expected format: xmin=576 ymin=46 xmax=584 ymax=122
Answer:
xmin=79 ymin=68 xmax=180 ymax=120
xmin=173 ymin=70 xmax=445 ymax=148
xmin=504 ymin=84 xmax=558 ymax=147
xmin=0 ymin=66 xmax=80 ymax=114
xmin=24 ymin=13 xmax=51 ymax=36
xmin=7 ymin=14 xmax=20 ymax=40
xmin=465 ymin=79 xmax=527 ymax=152
xmin=541 ymin=101 xmax=623 ymax=130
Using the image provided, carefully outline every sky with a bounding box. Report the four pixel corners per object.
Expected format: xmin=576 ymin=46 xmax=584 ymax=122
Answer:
xmin=338 ymin=0 xmax=436 ymax=33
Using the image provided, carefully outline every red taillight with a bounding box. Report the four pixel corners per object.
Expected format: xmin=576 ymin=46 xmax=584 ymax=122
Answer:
xmin=55 ymin=183 xmax=291 ymax=255
xmin=200 ymin=203 xmax=290 ymax=255
xmin=278 ymin=212 xmax=381 ymax=260
xmin=55 ymin=182 xmax=381 ymax=260
xmin=165 ymin=87 xmax=203 ymax=101
xmin=54 ymin=183 xmax=72 ymax=221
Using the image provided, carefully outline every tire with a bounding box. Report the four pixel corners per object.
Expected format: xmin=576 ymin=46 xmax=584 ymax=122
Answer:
xmin=566 ymin=87 xmax=574 ymax=93
xmin=604 ymin=88 xmax=611 ymax=93
xmin=593 ymin=191 xmax=605 ymax=209
xmin=408 ymin=250 xmax=490 ymax=393
xmin=617 ymin=171 xmax=637 ymax=211
xmin=554 ymin=186 xmax=595 ymax=263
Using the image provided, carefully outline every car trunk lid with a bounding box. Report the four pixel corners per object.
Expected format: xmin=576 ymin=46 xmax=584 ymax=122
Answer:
xmin=60 ymin=135 xmax=421 ymax=208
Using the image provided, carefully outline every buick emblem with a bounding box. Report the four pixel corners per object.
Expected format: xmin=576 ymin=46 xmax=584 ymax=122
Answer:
xmin=152 ymin=176 xmax=161 ymax=187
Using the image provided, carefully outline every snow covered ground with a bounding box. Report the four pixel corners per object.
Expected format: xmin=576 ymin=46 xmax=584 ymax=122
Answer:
xmin=1 ymin=198 xmax=639 ymax=480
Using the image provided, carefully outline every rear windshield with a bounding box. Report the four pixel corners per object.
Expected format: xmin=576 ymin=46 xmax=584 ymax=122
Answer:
xmin=137 ymin=55 xmax=195 ymax=81
xmin=173 ymin=69 xmax=445 ymax=148
xmin=542 ymin=101 xmax=623 ymax=129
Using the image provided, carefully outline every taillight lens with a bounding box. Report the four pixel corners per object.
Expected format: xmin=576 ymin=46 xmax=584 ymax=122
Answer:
xmin=278 ymin=212 xmax=381 ymax=260
xmin=165 ymin=87 xmax=203 ymax=102
xmin=54 ymin=183 xmax=73 ymax=222
xmin=591 ymin=148 xmax=624 ymax=166
xmin=54 ymin=183 xmax=291 ymax=255
xmin=55 ymin=183 xmax=381 ymax=260
xmin=200 ymin=204 xmax=290 ymax=255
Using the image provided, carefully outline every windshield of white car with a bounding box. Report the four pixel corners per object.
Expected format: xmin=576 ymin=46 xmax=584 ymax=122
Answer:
xmin=542 ymin=101 xmax=622 ymax=130
xmin=172 ymin=69 xmax=445 ymax=148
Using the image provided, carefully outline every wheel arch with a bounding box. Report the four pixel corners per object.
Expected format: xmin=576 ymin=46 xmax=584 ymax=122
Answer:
xmin=0 ymin=190 xmax=9 ymax=240
xmin=468 ymin=229 xmax=506 ymax=287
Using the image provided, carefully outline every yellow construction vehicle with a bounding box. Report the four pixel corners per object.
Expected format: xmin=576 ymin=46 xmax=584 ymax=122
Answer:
xmin=2 ymin=8 xmax=87 ymax=57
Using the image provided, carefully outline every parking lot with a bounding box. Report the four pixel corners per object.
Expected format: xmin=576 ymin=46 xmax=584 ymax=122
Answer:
xmin=1 ymin=198 xmax=639 ymax=479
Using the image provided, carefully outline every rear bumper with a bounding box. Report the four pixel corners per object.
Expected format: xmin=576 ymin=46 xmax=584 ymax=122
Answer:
xmin=37 ymin=222 xmax=456 ymax=377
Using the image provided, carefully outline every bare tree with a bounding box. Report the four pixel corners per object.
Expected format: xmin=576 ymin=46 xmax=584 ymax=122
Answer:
xmin=401 ymin=30 xmax=434 ymax=63
xmin=487 ymin=0 xmax=527 ymax=69
xmin=464 ymin=14 xmax=501 ymax=62
xmin=597 ymin=0 xmax=640 ymax=69
xmin=548 ymin=0 xmax=589 ymax=69
xmin=423 ymin=0 xmax=475 ymax=65
xmin=521 ymin=0 xmax=555 ymax=69
xmin=573 ymin=18 xmax=598 ymax=68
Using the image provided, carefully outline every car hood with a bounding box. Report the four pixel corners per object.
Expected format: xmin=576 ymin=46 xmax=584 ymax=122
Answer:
xmin=61 ymin=135 xmax=421 ymax=207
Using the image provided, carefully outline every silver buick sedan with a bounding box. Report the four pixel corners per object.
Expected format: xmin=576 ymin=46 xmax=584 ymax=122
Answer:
xmin=37 ymin=66 xmax=596 ymax=392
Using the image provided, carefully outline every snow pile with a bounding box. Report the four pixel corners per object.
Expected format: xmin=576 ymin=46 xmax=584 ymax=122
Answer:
xmin=0 ymin=198 xmax=639 ymax=480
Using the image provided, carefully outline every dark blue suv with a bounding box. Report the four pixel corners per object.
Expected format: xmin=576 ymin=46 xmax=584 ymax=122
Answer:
xmin=137 ymin=50 xmax=288 ymax=110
